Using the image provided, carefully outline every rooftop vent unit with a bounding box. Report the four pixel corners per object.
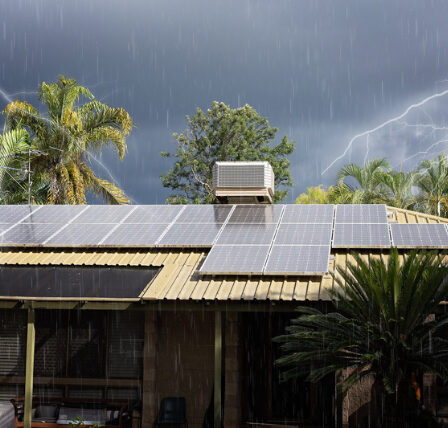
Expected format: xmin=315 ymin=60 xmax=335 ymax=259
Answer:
xmin=213 ymin=161 xmax=274 ymax=204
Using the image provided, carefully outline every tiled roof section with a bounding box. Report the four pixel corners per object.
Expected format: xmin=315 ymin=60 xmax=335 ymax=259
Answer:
xmin=0 ymin=206 xmax=446 ymax=302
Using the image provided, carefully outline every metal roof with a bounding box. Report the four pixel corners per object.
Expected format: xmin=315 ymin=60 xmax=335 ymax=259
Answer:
xmin=0 ymin=206 xmax=446 ymax=302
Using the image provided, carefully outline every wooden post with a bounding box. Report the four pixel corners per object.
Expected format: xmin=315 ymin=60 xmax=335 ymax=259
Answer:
xmin=142 ymin=311 xmax=157 ymax=428
xmin=24 ymin=308 xmax=35 ymax=428
xmin=214 ymin=311 xmax=222 ymax=428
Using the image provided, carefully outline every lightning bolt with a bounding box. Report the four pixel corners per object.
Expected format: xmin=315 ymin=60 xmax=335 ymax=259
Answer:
xmin=321 ymin=88 xmax=448 ymax=175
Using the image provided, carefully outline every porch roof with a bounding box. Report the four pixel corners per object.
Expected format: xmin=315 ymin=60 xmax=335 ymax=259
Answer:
xmin=0 ymin=206 xmax=446 ymax=303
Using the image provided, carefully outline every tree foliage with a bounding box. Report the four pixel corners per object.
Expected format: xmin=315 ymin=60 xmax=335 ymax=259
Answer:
xmin=161 ymin=101 xmax=295 ymax=203
xmin=2 ymin=76 xmax=134 ymax=204
xmin=295 ymin=154 xmax=448 ymax=218
xmin=275 ymin=248 xmax=448 ymax=427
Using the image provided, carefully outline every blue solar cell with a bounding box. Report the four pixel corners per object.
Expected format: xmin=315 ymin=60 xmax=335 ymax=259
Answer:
xmin=216 ymin=223 xmax=277 ymax=245
xmin=335 ymin=204 xmax=388 ymax=224
xmin=264 ymin=245 xmax=330 ymax=275
xmin=275 ymin=223 xmax=332 ymax=245
xmin=200 ymin=245 xmax=270 ymax=274
xmin=282 ymin=204 xmax=334 ymax=223
xmin=391 ymin=224 xmax=448 ymax=248
xmin=333 ymin=223 xmax=391 ymax=248
xmin=101 ymin=223 xmax=169 ymax=246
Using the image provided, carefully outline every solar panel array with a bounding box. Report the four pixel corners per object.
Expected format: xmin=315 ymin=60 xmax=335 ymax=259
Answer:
xmin=0 ymin=204 xmax=232 ymax=248
xmin=200 ymin=204 xmax=334 ymax=275
xmin=1 ymin=203 xmax=448 ymax=276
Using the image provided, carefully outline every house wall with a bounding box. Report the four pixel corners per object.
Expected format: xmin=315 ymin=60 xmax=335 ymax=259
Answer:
xmin=150 ymin=310 xmax=215 ymax=428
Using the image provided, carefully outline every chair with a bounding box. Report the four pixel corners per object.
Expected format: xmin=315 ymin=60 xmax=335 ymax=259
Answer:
xmin=155 ymin=397 xmax=188 ymax=427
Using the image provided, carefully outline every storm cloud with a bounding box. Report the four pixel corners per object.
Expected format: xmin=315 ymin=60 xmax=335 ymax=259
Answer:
xmin=1 ymin=0 xmax=448 ymax=203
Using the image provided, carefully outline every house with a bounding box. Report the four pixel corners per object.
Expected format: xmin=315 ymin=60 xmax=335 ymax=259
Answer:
xmin=0 ymin=163 xmax=447 ymax=428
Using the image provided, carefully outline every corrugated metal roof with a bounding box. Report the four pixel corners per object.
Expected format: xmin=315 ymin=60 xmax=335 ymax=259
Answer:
xmin=0 ymin=206 xmax=446 ymax=302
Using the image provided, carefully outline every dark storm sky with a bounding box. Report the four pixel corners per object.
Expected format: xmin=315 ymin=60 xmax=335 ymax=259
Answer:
xmin=2 ymin=0 xmax=448 ymax=203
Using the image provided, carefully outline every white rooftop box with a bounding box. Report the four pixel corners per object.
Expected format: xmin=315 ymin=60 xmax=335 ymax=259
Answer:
xmin=212 ymin=161 xmax=275 ymax=204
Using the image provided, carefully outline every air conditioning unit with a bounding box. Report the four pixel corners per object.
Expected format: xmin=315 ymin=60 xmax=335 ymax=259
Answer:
xmin=212 ymin=161 xmax=275 ymax=204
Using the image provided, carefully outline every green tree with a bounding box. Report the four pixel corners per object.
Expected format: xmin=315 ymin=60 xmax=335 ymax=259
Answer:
xmin=160 ymin=101 xmax=295 ymax=204
xmin=275 ymin=249 xmax=448 ymax=427
xmin=295 ymin=185 xmax=330 ymax=204
xmin=416 ymin=154 xmax=448 ymax=216
xmin=3 ymin=76 xmax=133 ymax=204
xmin=337 ymin=158 xmax=390 ymax=204
xmin=380 ymin=170 xmax=416 ymax=209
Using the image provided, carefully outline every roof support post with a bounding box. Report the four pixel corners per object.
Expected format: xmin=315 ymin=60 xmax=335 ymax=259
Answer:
xmin=24 ymin=308 xmax=35 ymax=428
xmin=214 ymin=310 xmax=222 ymax=428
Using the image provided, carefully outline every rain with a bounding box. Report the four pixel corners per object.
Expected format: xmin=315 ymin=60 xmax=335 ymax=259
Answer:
xmin=1 ymin=1 xmax=448 ymax=427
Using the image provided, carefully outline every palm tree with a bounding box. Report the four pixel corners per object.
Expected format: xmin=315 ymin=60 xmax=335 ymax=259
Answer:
xmin=416 ymin=154 xmax=448 ymax=216
xmin=0 ymin=128 xmax=47 ymax=204
xmin=3 ymin=76 xmax=133 ymax=204
xmin=275 ymin=249 xmax=448 ymax=427
xmin=380 ymin=170 xmax=417 ymax=209
xmin=337 ymin=158 xmax=390 ymax=204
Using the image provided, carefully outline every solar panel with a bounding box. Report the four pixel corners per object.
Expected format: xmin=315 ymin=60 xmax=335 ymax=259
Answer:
xmin=264 ymin=245 xmax=330 ymax=275
xmin=45 ymin=223 xmax=116 ymax=246
xmin=0 ymin=266 xmax=158 ymax=299
xmin=282 ymin=204 xmax=334 ymax=223
xmin=391 ymin=223 xmax=448 ymax=248
xmin=335 ymin=204 xmax=388 ymax=223
xmin=0 ymin=205 xmax=37 ymax=223
xmin=175 ymin=205 xmax=232 ymax=223
xmin=158 ymin=223 xmax=223 ymax=247
xmin=101 ymin=223 xmax=169 ymax=246
xmin=123 ymin=205 xmax=183 ymax=223
xmin=1 ymin=223 xmax=65 ymax=245
xmin=228 ymin=205 xmax=283 ymax=224
xmin=333 ymin=223 xmax=391 ymax=248
xmin=0 ymin=224 xmax=14 ymax=234
xmin=274 ymin=223 xmax=333 ymax=245
xmin=20 ymin=205 xmax=87 ymax=223
xmin=216 ymin=223 xmax=278 ymax=245
xmin=199 ymin=245 xmax=270 ymax=274
xmin=72 ymin=205 xmax=134 ymax=223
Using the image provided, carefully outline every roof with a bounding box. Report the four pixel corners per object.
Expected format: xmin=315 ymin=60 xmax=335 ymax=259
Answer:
xmin=0 ymin=205 xmax=446 ymax=303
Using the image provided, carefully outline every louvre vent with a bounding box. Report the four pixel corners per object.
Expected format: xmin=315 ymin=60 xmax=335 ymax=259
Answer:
xmin=212 ymin=161 xmax=274 ymax=204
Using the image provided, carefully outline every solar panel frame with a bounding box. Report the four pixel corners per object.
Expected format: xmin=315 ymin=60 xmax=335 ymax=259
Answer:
xmin=282 ymin=204 xmax=334 ymax=224
xmin=100 ymin=223 xmax=170 ymax=247
xmin=175 ymin=205 xmax=233 ymax=223
xmin=20 ymin=205 xmax=88 ymax=224
xmin=332 ymin=223 xmax=391 ymax=248
xmin=264 ymin=245 xmax=330 ymax=275
xmin=158 ymin=223 xmax=224 ymax=247
xmin=274 ymin=223 xmax=333 ymax=245
xmin=71 ymin=205 xmax=134 ymax=224
xmin=199 ymin=245 xmax=270 ymax=274
xmin=45 ymin=223 xmax=117 ymax=246
xmin=0 ymin=223 xmax=67 ymax=246
xmin=335 ymin=204 xmax=388 ymax=224
xmin=0 ymin=205 xmax=40 ymax=224
xmin=391 ymin=223 xmax=448 ymax=248
xmin=123 ymin=205 xmax=184 ymax=224
xmin=228 ymin=205 xmax=283 ymax=224
xmin=216 ymin=223 xmax=278 ymax=245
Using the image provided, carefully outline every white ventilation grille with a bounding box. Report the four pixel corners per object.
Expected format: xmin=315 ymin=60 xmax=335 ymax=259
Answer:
xmin=213 ymin=161 xmax=275 ymax=203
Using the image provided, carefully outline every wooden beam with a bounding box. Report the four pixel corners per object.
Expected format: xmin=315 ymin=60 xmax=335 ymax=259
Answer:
xmin=0 ymin=376 xmax=141 ymax=388
xmin=214 ymin=311 xmax=222 ymax=428
xmin=24 ymin=308 xmax=35 ymax=428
